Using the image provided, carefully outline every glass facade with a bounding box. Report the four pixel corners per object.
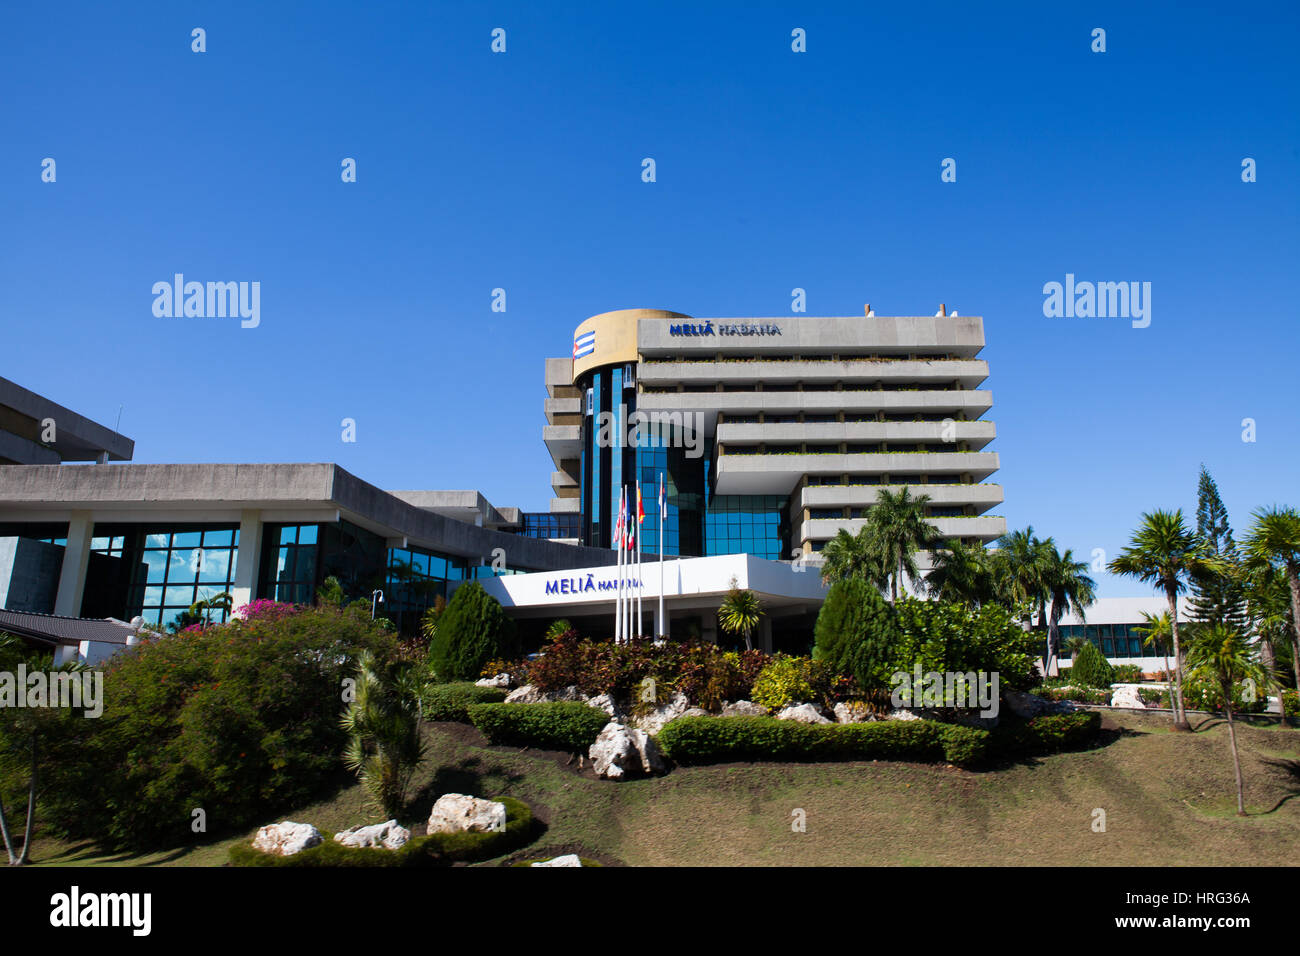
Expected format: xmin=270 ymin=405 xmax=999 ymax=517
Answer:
xmin=259 ymin=524 xmax=318 ymax=605
xmin=704 ymin=494 xmax=789 ymax=559
xmin=520 ymin=512 xmax=582 ymax=540
xmin=1056 ymin=623 xmax=1167 ymax=659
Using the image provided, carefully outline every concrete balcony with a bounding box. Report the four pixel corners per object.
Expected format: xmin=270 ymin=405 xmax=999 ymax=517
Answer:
xmin=638 ymin=358 xmax=989 ymax=389
xmin=799 ymin=482 xmax=1004 ymax=515
xmin=714 ymin=450 xmax=1000 ymax=494
xmin=549 ymin=497 xmax=581 ymax=514
xmin=545 ymin=396 xmax=581 ymax=426
xmin=800 ymin=514 xmax=1007 ymax=543
xmin=542 ymin=424 xmax=582 ymax=468
xmin=716 ymin=420 xmax=996 ymax=450
xmin=545 ymin=357 xmax=580 ymax=399
xmin=636 ymin=390 xmax=995 ymax=434
xmin=551 ymin=470 xmax=578 ymax=496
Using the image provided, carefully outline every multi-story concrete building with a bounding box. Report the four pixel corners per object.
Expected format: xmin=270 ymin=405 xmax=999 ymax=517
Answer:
xmin=544 ymin=307 xmax=1006 ymax=561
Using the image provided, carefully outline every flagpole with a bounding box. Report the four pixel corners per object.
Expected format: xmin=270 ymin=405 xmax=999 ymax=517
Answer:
xmin=614 ymin=489 xmax=622 ymax=643
xmin=658 ymin=472 xmax=665 ymax=641
xmin=636 ymin=481 xmax=643 ymax=639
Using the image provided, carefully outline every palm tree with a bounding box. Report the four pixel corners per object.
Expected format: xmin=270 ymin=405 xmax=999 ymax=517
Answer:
xmin=1241 ymin=506 xmax=1300 ymax=700
xmin=990 ymin=527 xmax=1053 ymax=627
xmin=818 ymin=527 xmax=885 ymax=587
xmin=864 ymin=487 xmax=941 ymax=603
xmin=341 ymin=650 xmax=426 ymax=817
xmin=718 ymin=577 xmax=764 ymax=651
xmin=925 ymin=539 xmax=997 ymax=606
xmin=1108 ymin=510 xmax=1221 ymax=730
xmin=1184 ymin=623 xmax=1270 ymax=816
xmin=1043 ymin=547 xmax=1096 ymax=677
xmin=1135 ymin=610 xmax=1174 ymax=690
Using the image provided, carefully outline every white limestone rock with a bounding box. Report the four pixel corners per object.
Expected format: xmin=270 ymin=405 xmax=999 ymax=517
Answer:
xmin=630 ymin=691 xmax=692 ymax=736
xmin=721 ymin=700 xmax=768 ymax=717
xmin=586 ymin=693 xmax=618 ymax=717
xmin=776 ymin=703 xmax=832 ymax=724
xmin=476 ymin=674 xmax=511 ymax=688
xmin=886 ymin=708 xmax=922 ymax=722
xmin=1110 ymin=685 xmax=1145 ymax=709
xmin=505 ymin=684 xmax=582 ymax=704
xmin=252 ymin=821 xmax=322 ymax=857
xmin=333 ymin=820 xmax=410 ymax=850
xmin=833 ymin=701 xmax=877 ymax=724
xmin=427 ymin=794 xmax=507 ymax=834
xmin=531 ymin=853 xmax=583 ymax=867
xmin=588 ymin=721 xmax=666 ymax=780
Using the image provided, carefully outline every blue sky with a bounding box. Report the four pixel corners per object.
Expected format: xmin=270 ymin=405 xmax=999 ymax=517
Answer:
xmin=2 ymin=1 xmax=1297 ymax=598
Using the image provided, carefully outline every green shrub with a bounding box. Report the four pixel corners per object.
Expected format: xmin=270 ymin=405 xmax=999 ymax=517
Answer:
xmin=750 ymin=655 xmax=833 ymax=710
xmin=989 ymin=712 xmax=1101 ymax=757
xmin=1034 ymin=685 xmax=1111 ymax=705
xmin=467 ymin=702 xmax=609 ymax=752
xmin=1164 ymin=674 xmax=1269 ymax=714
xmin=1111 ymin=664 xmax=1144 ymax=683
xmin=656 ymin=716 xmax=989 ymax=768
xmin=229 ymin=796 xmax=535 ymax=867
xmin=813 ymin=578 xmax=896 ymax=690
xmin=428 ymin=582 xmax=516 ymax=682
xmin=891 ymin=599 xmax=1039 ymax=692
xmin=29 ymin=602 xmax=396 ymax=850
xmin=1283 ymin=690 xmax=1298 ymax=720
xmin=420 ymin=681 xmax=507 ymax=722
xmin=1066 ymin=642 xmax=1114 ymax=688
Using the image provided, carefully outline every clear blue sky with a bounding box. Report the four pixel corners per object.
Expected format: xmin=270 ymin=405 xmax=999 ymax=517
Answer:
xmin=3 ymin=1 xmax=1297 ymax=598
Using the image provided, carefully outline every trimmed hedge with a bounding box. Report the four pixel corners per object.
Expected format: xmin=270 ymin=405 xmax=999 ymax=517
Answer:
xmin=229 ymin=796 xmax=535 ymax=867
xmin=657 ymin=716 xmax=988 ymax=767
xmin=421 ymin=681 xmax=507 ymax=722
xmin=467 ymin=702 xmax=609 ymax=752
xmin=656 ymin=711 xmax=1103 ymax=769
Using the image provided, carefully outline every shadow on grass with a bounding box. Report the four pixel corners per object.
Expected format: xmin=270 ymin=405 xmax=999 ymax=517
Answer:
xmin=1256 ymin=757 xmax=1300 ymax=815
xmin=403 ymin=755 xmax=529 ymax=829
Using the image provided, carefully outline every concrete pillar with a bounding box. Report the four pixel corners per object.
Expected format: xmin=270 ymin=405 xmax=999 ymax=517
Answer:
xmin=53 ymin=513 xmax=92 ymax=617
xmin=229 ymin=510 xmax=263 ymax=612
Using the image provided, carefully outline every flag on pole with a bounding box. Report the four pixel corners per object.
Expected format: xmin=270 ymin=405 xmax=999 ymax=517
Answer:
xmin=659 ymin=476 xmax=667 ymax=518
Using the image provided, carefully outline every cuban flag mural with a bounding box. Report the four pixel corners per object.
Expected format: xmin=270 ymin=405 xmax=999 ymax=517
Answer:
xmin=573 ymin=329 xmax=596 ymax=360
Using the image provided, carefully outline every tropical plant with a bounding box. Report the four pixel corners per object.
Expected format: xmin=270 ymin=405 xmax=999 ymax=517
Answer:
xmin=420 ymin=595 xmax=447 ymax=643
xmin=1042 ymin=546 xmax=1096 ymax=677
xmin=864 ymin=487 xmax=942 ymax=602
xmin=1108 ymin=509 xmax=1221 ymax=730
xmin=925 ymin=540 xmax=997 ymax=606
xmin=818 ymin=527 xmax=886 ymax=588
xmin=1184 ymin=624 xmax=1270 ymax=816
xmin=990 ymin=527 xmax=1053 ymax=627
xmin=1135 ymin=610 xmax=1174 ymax=692
xmin=1241 ymin=505 xmax=1300 ymax=700
xmin=1187 ymin=467 xmax=1248 ymax=630
xmin=544 ymin=619 xmax=574 ymax=642
xmin=717 ymin=577 xmax=763 ymax=651
xmin=316 ymin=575 xmax=346 ymax=607
xmin=341 ymin=649 xmax=427 ymax=817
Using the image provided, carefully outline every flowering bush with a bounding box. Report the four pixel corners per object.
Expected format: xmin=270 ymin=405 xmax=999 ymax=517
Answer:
xmin=234 ymin=598 xmax=300 ymax=622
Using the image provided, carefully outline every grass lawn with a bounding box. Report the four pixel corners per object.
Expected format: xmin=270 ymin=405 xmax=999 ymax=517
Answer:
xmin=28 ymin=710 xmax=1300 ymax=867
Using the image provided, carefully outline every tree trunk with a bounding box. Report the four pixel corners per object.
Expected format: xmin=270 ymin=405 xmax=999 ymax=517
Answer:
xmin=0 ymin=793 xmax=16 ymax=866
xmin=1223 ymin=697 xmax=1246 ymax=816
xmin=1167 ymin=585 xmax=1189 ymax=729
xmin=17 ymin=733 xmax=36 ymax=865
xmin=1286 ymin=565 xmax=1300 ymax=706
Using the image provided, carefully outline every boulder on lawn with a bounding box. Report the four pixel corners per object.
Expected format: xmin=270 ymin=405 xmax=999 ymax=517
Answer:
xmin=588 ymin=721 xmax=666 ymax=780
xmin=334 ymin=820 xmax=411 ymax=850
xmin=1110 ymin=685 xmax=1145 ymax=709
xmin=252 ymin=821 xmax=322 ymax=857
xmin=586 ymin=693 xmax=618 ymax=717
xmin=531 ymin=853 xmax=583 ymax=867
xmin=776 ymin=703 xmax=832 ymax=724
xmin=427 ymin=794 xmax=507 ymax=834
xmin=1003 ymin=688 xmax=1074 ymax=718
xmin=721 ymin=700 xmax=768 ymax=718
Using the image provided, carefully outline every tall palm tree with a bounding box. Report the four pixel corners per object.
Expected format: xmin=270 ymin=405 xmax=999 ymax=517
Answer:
xmin=1043 ymin=547 xmax=1096 ymax=677
xmin=925 ymin=539 xmax=996 ymax=606
xmin=1185 ymin=623 xmax=1270 ymax=816
xmin=990 ymin=527 xmax=1053 ymax=627
xmin=1108 ymin=509 xmax=1220 ymax=730
xmin=818 ymin=527 xmax=886 ymax=587
xmin=1241 ymin=506 xmax=1300 ymax=700
xmin=864 ymin=487 xmax=941 ymax=603
xmin=718 ymin=577 xmax=764 ymax=651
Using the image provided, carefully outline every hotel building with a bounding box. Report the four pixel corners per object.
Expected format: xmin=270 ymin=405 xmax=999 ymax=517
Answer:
xmin=544 ymin=307 xmax=1007 ymax=562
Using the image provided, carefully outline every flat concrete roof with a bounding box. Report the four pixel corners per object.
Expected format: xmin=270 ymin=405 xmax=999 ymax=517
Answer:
xmin=0 ymin=377 xmax=134 ymax=463
xmin=0 ymin=462 xmax=613 ymax=573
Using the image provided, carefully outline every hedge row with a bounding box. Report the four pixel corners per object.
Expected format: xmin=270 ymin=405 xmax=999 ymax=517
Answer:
xmin=467 ymin=702 xmax=609 ymax=752
xmin=656 ymin=712 xmax=1101 ymax=768
xmin=420 ymin=681 xmax=507 ymax=722
xmin=228 ymin=797 xmax=536 ymax=867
